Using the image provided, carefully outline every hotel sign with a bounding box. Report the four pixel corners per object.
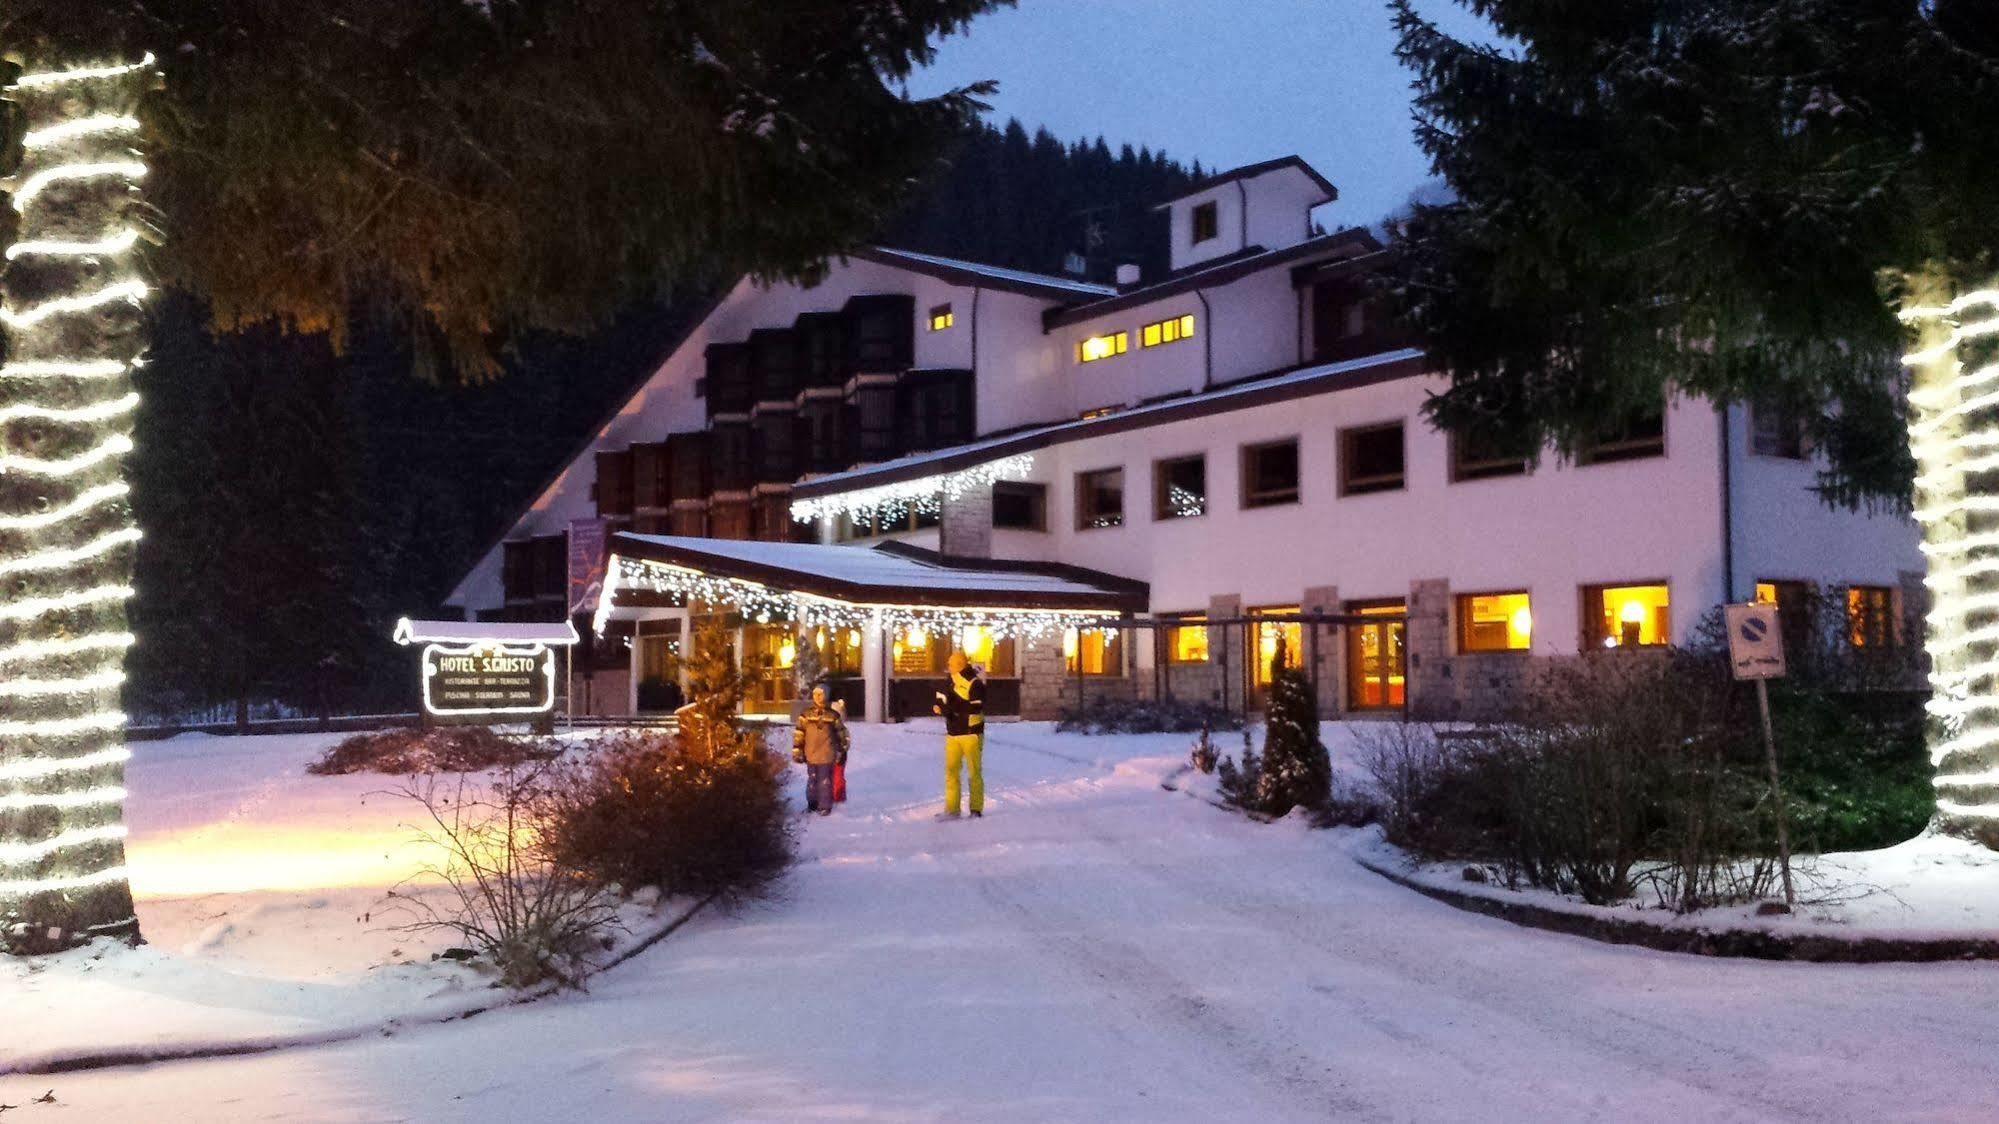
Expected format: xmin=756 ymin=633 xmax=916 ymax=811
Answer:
xmin=421 ymin=643 xmax=558 ymax=719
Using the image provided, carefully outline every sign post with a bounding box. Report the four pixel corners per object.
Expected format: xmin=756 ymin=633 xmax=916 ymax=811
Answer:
xmin=1724 ymin=602 xmax=1796 ymax=910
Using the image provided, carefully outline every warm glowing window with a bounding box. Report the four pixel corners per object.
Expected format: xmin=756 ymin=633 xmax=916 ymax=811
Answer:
xmin=1584 ymin=583 xmax=1671 ymax=648
xmin=1064 ymin=628 xmax=1123 ymax=676
xmin=1164 ymin=615 xmax=1210 ymax=663
xmin=1253 ymin=608 xmax=1305 ymax=687
xmin=1076 ymin=467 xmax=1124 ymax=529
xmin=1154 ymin=455 xmax=1207 ymax=519
xmin=891 ymin=627 xmax=942 ymax=674
xmin=957 ymin=625 xmax=1018 ymax=677
xmin=1191 ymin=200 xmax=1219 ymax=244
xmin=1077 ymin=331 xmax=1129 ymax=363
xmin=928 ymin=304 xmax=954 ymax=332
xmin=1848 ymin=585 xmax=1896 ymax=648
xmin=1141 ymin=314 xmax=1197 ymax=348
xmin=1457 ymin=592 xmax=1533 ymax=653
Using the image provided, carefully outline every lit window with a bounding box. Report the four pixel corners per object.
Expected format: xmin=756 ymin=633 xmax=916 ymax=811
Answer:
xmin=1457 ymin=592 xmax=1532 ymax=653
xmin=928 ymin=304 xmax=954 ymax=332
xmin=1079 ymin=406 xmax=1119 ymax=420
xmin=1165 ymin=615 xmax=1209 ymax=663
xmin=1154 ymin=455 xmax=1207 ymax=519
xmin=1065 ymin=628 xmax=1124 ymax=676
xmin=955 ymin=626 xmax=1017 ymax=676
xmin=1076 ymin=467 xmax=1124 ymax=530
xmin=1191 ymin=201 xmax=1219 ymax=244
xmin=1077 ymin=331 xmax=1128 ymax=363
xmin=1848 ymin=585 xmax=1896 ymax=648
xmin=1584 ymin=583 xmax=1671 ymax=648
xmin=1340 ymin=422 xmax=1405 ymax=495
xmin=1141 ymin=314 xmax=1197 ymax=348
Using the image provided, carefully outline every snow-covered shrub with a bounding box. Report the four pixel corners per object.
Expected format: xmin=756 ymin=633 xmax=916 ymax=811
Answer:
xmin=1189 ymin=722 xmax=1219 ymax=774
xmin=1057 ymin=696 xmax=1244 ymax=735
xmin=1219 ymin=663 xmax=1330 ymax=817
xmin=308 ymin=725 xmax=552 ymax=775
xmin=536 ymin=729 xmax=794 ymax=905
xmin=388 ymin=761 xmax=618 ymax=990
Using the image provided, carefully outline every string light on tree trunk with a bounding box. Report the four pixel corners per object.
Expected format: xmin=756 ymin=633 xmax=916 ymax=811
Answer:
xmin=1902 ymin=287 xmax=1999 ymax=833
xmin=0 ymin=53 xmax=154 ymax=952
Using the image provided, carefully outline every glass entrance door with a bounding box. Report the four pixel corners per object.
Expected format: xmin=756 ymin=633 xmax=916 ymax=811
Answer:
xmin=1249 ymin=607 xmax=1302 ymax=707
xmin=743 ymin=624 xmax=798 ymax=715
xmin=1345 ymin=601 xmax=1406 ymax=710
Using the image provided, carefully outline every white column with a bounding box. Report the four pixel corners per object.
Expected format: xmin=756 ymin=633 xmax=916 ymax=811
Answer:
xmin=862 ymin=619 xmax=888 ymax=723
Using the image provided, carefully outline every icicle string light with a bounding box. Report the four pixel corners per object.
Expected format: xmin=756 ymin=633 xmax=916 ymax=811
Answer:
xmin=1902 ymin=288 xmax=1999 ymax=821
xmin=790 ymin=454 xmax=1035 ymax=525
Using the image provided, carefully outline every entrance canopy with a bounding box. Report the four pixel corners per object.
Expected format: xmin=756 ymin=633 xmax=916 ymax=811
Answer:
xmin=595 ymin=534 xmax=1147 ymax=638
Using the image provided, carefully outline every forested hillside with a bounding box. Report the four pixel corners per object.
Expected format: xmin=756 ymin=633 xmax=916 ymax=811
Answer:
xmin=127 ymin=121 xmax=1197 ymax=720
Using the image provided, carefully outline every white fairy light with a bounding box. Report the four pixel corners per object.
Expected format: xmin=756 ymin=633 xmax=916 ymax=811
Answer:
xmin=0 ymin=746 xmax=133 ymax=783
xmin=0 ymin=786 xmax=125 ymax=813
xmin=0 ymin=432 xmax=135 ymax=477
xmin=0 ymin=710 xmax=127 ymax=738
xmin=7 ymin=161 xmax=148 ymax=212
xmin=13 ymin=54 xmax=156 ymax=89
xmin=6 ymin=228 xmax=141 ymax=261
xmin=0 ymin=585 xmax=135 ymax=622
xmin=790 ymin=454 xmax=1035 ymax=525
xmin=0 ymin=631 xmax=135 ymax=665
xmin=0 ymin=392 xmax=139 ymax=427
xmin=0 ymin=668 xmax=126 ymax=699
xmin=0 ymin=824 xmax=127 ymax=866
xmin=0 ymin=359 xmax=129 ymax=380
xmin=0 ymin=865 xmax=132 ymax=898
xmin=0 ymin=527 xmax=141 ymax=576
xmin=21 ymin=115 xmax=142 ymax=150
xmin=0 ymin=278 xmax=149 ymax=327
xmin=0 ymin=482 xmax=129 ymax=532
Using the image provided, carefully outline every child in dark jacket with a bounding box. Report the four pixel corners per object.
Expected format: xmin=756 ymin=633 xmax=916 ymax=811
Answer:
xmin=792 ymin=686 xmax=850 ymax=816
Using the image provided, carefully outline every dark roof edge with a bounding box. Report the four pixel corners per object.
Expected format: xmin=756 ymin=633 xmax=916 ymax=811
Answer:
xmin=608 ymin=534 xmax=1148 ymax=612
xmin=873 ymin=540 xmax=1151 ymax=600
xmin=1043 ymin=228 xmax=1381 ymax=330
xmin=1148 ymin=156 xmax=1338 ymax=212
xmin=790 ymin=348 xmax=1429 ymax=502
xmin=848 ymin=247 xmax=1110 ymax=302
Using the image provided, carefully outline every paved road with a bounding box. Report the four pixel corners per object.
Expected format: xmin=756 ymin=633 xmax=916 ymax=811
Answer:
xmin=12 ymin=723 xmax=1998 ymax=1122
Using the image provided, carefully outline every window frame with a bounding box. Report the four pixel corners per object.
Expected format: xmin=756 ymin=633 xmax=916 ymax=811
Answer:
xmin=1847 ymin=584 xmax=1898 ymax=649
xmin=1339 ymin=421 xmax=1407 ymax=496
xmin=1580 ymin=404 xmax=1667 ymax=465
xmin=1241 ymin=437 xmax=1302 ymax=509
xmin=1455 ymin=590 xmax=1534 ymax=654
xmin=991 ymin=480 xmax=1048 ymax=532
xmin=1075 ymin=466 xmax=1126 ymax=531
xmin=1581 ymin=580 xmax=1673 ymax=650
xmin=1065 ymin=627 xmax=1125 ymax=677
xmin=1449 ymin=428 xmax=1534 ymax=482
xmin=1159 ymin=613 xmax=1211 ymax=665
xmin=1153 ymin=454 xmax=1208 ymax=521
xmin=1749 ymin=399 xmax=1811 ymax=460
xmin=1141 ymin=313 xmax=1198 ymax=349
xmin=1076 ymin=331 xmax=1129 ymax=364
xmin=1191 ymin=200 xmax=1220 ymax=245
xmin=927 ymin=303 xmax=954 ymax=332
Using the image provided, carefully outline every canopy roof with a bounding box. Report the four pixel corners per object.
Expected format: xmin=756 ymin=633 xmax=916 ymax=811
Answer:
xmin=393 ymin=618 xmax=581 ymax=646
xmin=609 ymin=536 xmax=1148 ymax=613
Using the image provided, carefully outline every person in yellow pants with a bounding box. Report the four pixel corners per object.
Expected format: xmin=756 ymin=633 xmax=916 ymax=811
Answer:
xmin=933 ymin=650 xmax=987 ymax=818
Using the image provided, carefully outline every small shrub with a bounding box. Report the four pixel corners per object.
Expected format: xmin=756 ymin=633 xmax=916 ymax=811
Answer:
xmin=388 ymin=762 xmax=618 ymax=990
xmin=1219 ymin=659 xmax=1330 ymax=817
xmin=1189 ymin=722 xmax=1219 ymax=774
xmin=537 ymin=730 xmax=795 ymax=903
xmin=309 ymin=726 xmax=553 ymax=775
xmin=1057 ymin=695 xmax=1245 ymax=735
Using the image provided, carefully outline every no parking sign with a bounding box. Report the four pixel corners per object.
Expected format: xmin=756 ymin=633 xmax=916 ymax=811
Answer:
xmin=1724 ymin=602 xmax=1786 ymax=680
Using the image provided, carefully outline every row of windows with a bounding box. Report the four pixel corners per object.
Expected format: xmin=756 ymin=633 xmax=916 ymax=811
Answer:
xmin=1078 ymin=314 xmax=1199 ymax=364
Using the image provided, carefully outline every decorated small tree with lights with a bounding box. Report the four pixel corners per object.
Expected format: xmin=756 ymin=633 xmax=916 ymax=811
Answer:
xmin=1390 ymin=0 xmax=1999 ymax=846
xmin=1220 ymin=642 xmax=1331 ymax=817
xmin=0 ymin=0 xmax=1005 ymax=953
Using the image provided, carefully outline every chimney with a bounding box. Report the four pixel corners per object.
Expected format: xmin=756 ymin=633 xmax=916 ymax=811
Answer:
xmin=1115 ymin=263 xmax=1142 ymax=287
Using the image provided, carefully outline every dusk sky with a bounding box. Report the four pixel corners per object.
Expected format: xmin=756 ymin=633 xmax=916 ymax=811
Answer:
xmin=908 ymin=0 xmax=1499 ymax=232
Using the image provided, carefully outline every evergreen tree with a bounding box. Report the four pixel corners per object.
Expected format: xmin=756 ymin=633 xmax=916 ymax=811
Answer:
xmin=1219 ymin=645 xmax=1331 ymax=817
xmin=675 ymin=617 xmax=764 ymax=763
xmin=1388 ymin=0 xmax=1999 ymax=845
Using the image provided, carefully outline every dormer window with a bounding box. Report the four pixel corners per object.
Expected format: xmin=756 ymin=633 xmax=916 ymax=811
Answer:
xmin=1191 ymin=200 xmax=1219 ymax=245
xmin=928 ymin=304 xmax=954 ymax=332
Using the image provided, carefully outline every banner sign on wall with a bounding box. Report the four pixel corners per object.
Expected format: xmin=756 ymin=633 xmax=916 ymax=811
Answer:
xmin=568 ymin=518 xmax=610 ymax=615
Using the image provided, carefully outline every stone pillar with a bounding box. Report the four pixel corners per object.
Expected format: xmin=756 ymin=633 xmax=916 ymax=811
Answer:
xmin=940 ymin=483 xmax=994 ymax=558
xmin=1018 ymin=631 xmax=1071 ymax=720
xmin=1405 ymin=578 xmax=1453 ymax=720
xmin=1302 ymin=585 xmax=1342 ymax=716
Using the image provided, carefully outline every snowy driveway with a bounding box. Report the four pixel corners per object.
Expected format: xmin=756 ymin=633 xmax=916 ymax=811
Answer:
xmin=9 ymin=721 xmax=1999 ymax=1122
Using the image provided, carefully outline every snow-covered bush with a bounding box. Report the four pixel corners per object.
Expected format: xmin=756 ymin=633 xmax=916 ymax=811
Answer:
xmin=1219 ymin=663 xmax=1330 ymax=817
xmin=1189 ymin=722 xmax=1219 ymax=774
xmin=308 ymin=725 xmax=553 ymax=775
xmin=388 ymin=761 xmax=618 ymax=990
xmin=1057 ymin=696 xmax=1244 ymax=735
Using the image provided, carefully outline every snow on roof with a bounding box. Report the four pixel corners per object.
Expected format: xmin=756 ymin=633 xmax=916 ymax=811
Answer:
xmin=794 ymin=346 xmax=1427 ymax=499
xmin=614 ymin=536 xmax=1144 ymax=606
xmin=861 ymin=247 xmax=1116 ymax=298
xmin=393 ymin=618 xmax=581 ymax=646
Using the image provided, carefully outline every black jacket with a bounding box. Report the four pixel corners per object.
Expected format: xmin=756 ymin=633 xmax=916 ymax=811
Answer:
xmin=935 ymin=670 xmax=986 ymax=736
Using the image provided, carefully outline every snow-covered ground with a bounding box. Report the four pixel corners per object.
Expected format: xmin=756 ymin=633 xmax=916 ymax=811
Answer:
xmin=5 ymin=721 xmax=1999 ymax=1121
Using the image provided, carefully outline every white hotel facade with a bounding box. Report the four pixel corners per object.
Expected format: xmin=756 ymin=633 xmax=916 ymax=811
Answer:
xmin=444 ymin=157 xmax=1922 ymax=722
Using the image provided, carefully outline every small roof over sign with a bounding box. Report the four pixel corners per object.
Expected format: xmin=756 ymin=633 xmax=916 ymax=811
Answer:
xmin=393 ymin=617 xmax=580 ymax=647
